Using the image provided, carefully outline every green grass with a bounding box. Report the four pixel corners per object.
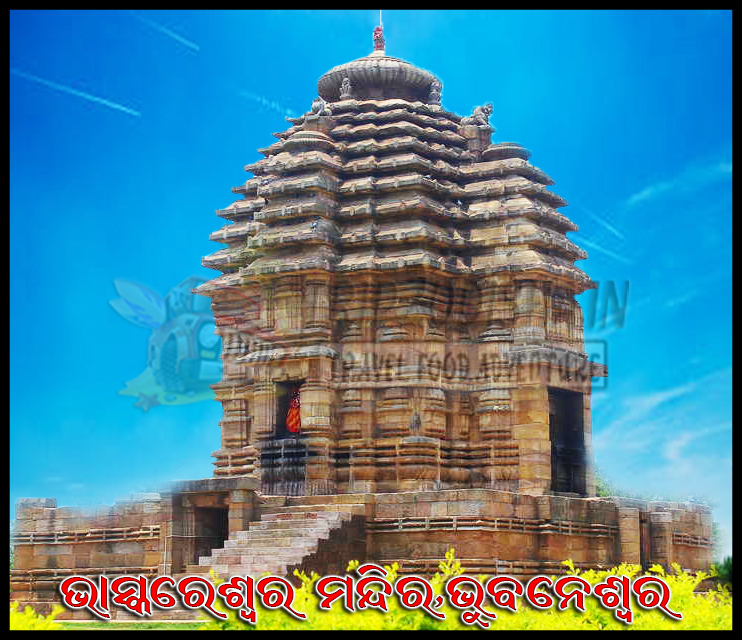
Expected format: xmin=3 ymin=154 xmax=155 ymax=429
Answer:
xmin=58 ymin=621 xmax=207 ymax=630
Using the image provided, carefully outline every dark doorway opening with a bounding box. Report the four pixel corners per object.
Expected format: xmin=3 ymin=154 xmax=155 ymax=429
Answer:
xmin=548 ymin=388 xmax=586 ymax=495
xmin=639 ymin=511 xmax=652 ymax=570
xmin=261 ymin=380 xmax=307 ymax=496
xmin=274 ymin=381 xmax=304 ymax=439
xmin=192 ymin=506 xmax=229 ymax=564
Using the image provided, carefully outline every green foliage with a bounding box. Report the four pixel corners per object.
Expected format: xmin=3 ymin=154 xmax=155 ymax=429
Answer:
xmin=594 ymin=467 xmax=618 ymax=498
xmin=9 ymin=601 xmax=64 ymax=630
xmin=595 ymin=467 xmax=726 ymax=563
xmin=198 ymin=549 xmax=732 ymax=631
xmin=712 ymin=522 xmax=726 ymax=561
xmin=57 ymin=621 xmax=207 ymax=630
xmin=711 ymin=556 xmax=732 ymax=588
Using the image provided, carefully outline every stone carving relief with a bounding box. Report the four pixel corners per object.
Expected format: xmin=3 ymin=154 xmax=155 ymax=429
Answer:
xmin=428 ymin=80 xmax=442 ymax=105
xmin=340 ymin=77 xmax=354 ymax=100
xmin=409 ymin=411 xmax=421 ymax=435
xmin=461 ymin=103 xmax=493 ymax=127
xmin=310 ymin=96 xmax=332 ymax=117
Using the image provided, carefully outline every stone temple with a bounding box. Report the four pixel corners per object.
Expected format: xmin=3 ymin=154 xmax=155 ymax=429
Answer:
xmin=12 ymin=28 xmax=712 ymax=619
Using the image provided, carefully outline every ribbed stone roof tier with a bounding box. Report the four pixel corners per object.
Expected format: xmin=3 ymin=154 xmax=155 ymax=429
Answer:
xmin=318 ymin=56 xmax=440 ymax=102
xmin=248 ymin=219 xmax=339 ymax=249
xmin=203 ymin=47 xmax=595 ymax=296
xmin=331 ymin=107 xmax=460 ymax=130
xmin=216 ymin=197 xmax=264 ymax=221
xmin=245 ymin=151 xmax=342 ymax=176
xmin=336 ymin=195 xmax=464 ymax=222
xmin=209 ymin=220 xmax=264 ymax=244
xmin=255 ymin=195 xmax=336 ymax=223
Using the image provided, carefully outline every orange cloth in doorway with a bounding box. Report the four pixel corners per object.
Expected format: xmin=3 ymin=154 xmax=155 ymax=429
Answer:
xmin=286 ymin=388 xmax=301 ymax=433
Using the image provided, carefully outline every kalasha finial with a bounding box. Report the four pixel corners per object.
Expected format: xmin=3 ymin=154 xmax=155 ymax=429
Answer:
xmin=373 ymin=25 xmax=385 ymax=51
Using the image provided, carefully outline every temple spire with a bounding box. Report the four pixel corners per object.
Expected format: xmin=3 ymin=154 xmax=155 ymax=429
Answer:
xmin=372 ymin=22 xmax=385 ymax=56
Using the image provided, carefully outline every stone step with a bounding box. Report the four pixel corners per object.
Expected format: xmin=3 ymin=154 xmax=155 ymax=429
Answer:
xmin=249 ymin=518 xmax=336 ymax=531
xmin=222 ymin=564 xmax=286 ymax=577
xmin=243 ymin=526 xmax=331 ymax=538
xmin=201 ymin=532 xmax=330 ymax=557
xmin=193 ymin=507 xmax=356 ymax=578
xmin=200 ymin=541 xmax=321 ymax=566
xmin=209 ymin=546 xmax=318 ymax=564
xmin=233 ymin=536 xmax=326 ymax=549
xmin=211 ymin=543 xmax=318 ymax=562
xmin=238 ymin=522 xmax=332 ymax=542
xmin=225 ymin=554 xmax=308 ymax=571
xmin=182 ymin=563 xmax=211 ymax=574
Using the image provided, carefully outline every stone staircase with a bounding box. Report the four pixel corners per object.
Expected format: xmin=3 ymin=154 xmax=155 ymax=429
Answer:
xmin=114 ymin=499 xmax=367 ymax=620
xmin=180 ymin=501 xmax=366 ymax=581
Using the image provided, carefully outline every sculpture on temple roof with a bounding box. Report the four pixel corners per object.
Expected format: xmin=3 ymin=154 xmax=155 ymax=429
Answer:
xmin=428 ymin=80 xmax=442 ymax=105
xmin=373 ymin=25 xmax=385 ymax=51
xmin=340 ymin=77 xmax=354 ymax=100
xmin=409 ymin=411 xmax=421 ymax=435
xmin=309 ymin=96 xmax=332 ymax=117
xmin=461 ymin=103 xmax=493 ymax=127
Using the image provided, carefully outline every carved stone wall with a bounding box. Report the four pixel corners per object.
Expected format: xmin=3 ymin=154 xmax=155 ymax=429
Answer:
xmin=198 ymin=53 xmax=606 ymax=496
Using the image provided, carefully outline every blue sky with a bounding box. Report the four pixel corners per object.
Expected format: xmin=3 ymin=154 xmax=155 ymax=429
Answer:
xmin=10 ymin=10 xmax=732 ymax=558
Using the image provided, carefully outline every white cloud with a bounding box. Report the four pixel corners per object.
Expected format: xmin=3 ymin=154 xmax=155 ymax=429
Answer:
xmin=664 ymin=422 xmax=732 ymax=463
xmin=593 ymin=368 xmax=733 ymax=557
xmin=577 ymin=206 xmax=626 ymax=240
xmin=127 ymin=11 xmax=200 ymax=52
xmin=238 ymin=90 xmax=297 ymax=119
xmin=626 ymin=157 xmax=732 ymax=208
xmin=10 ymin=68 xmax=141 ymax=117
xmin=580 ymin=238 xmax=633 ymax=265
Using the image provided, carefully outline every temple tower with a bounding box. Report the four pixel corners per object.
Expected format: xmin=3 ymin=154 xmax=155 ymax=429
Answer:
xmin=197 ymin=27 xmax=607 ymax=498
xmin=10 ymin=31 xmax=713 ymax=613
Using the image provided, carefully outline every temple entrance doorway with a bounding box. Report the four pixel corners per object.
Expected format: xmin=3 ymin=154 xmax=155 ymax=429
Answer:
xmin=192 ymin=506 xmax=229 ymax=565
xmin=261 ymin=381 xmax=307 ymax=496
xmin=548 ymin=388 xmax=586 ymax=495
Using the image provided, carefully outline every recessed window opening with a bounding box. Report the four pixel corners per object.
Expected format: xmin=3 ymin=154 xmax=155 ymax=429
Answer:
xmin=274 ymin=380 xmax=304 ymax=439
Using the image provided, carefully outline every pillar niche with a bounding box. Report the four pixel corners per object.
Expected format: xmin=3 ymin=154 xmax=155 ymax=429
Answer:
xmin=305 ymin=280 xmax=330 ymax=330
xmin=228 ymin=489 xmax=255 ymax=536
xmin=513 ymin=280 xmax=546 ymax=345
xmin=252 ymin=374 xmax=277 ymax=442
xmin=397 ymin=436 xmax=440 ymax=491
xmin=477 ymin=388 xmax=511 ymax=439
xmin=476 ymin=276 xmax=510 ymax=337
xmin=349 ymin=444 xmax=376 ymax=494
xmin=649 ymin=511 xmax=673 ymax=570
xmin=618 ymin=507 xmax=641 ymax=565
xmin=301 ymin=357 xmax=336 ymax=495
xmin=510 ymin=384 xmax=551 ymax=494
xmin=275 ymin=277 xmax=302 ymax=332
xmin=418 ymin=388 xmax=446 ymax=440
xmin=339 ymin=389 xmax=363 ymax=440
